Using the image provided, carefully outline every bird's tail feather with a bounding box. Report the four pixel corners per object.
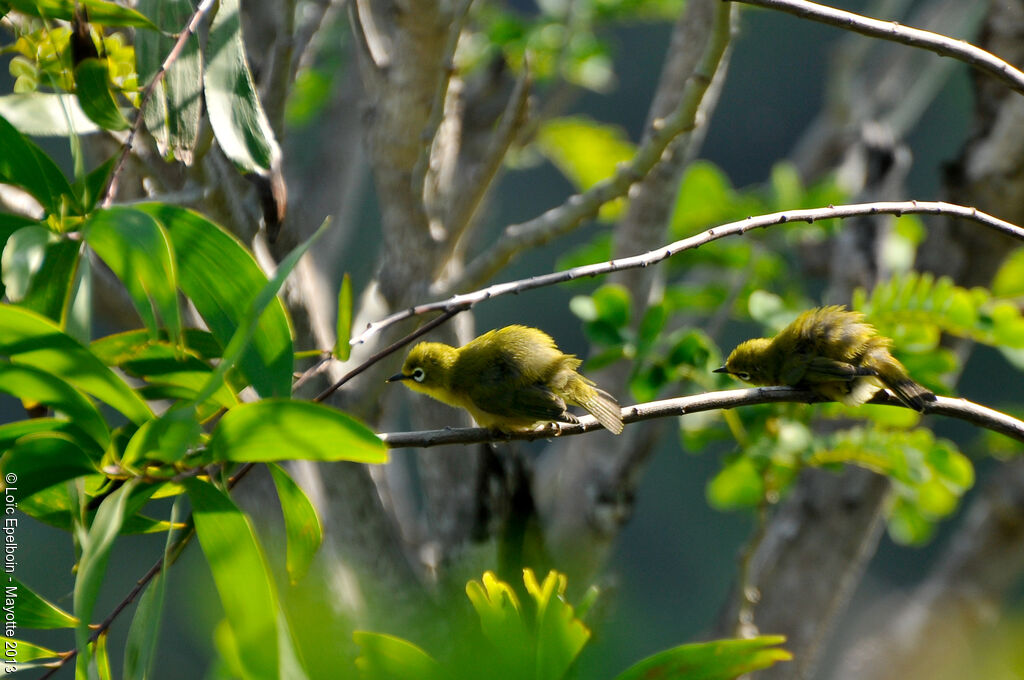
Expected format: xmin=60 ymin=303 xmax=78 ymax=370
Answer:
xmin=874 ymin=358 xmax=935 ymax=412
xmin=579 ymin=387 xmax=624 ymax=434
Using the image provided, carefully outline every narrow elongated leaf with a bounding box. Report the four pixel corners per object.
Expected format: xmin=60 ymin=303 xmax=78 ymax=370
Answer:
xmin=92 ymin=333 xmax=237 ymax=409
xmin=136 ymin=0 xmax=202 ymax=163
xmin=204 ymin=0 xmax=281 ymax=175
xmin=4 ymin=637 xmax=60 ymax=664
xmin=74 ymin=58 xmax=131 ymax=131
xmin=353 ymin=632 xmax=447 ymax=680
xmin=137 ymin=204 xmax=293 ymax=398
xmin=0 ymin=93 xmax=100 ymax=136
xmin=611 ymin=636 xmax=792 ymax=680
xmin=6 ymin=578 xmax=78 ymax=629
xmin=192 ymin=218 xmax=327 ymax=405
xmin=0 ymin=362 xmax=109 ymax=450
xmin=202 ymin=0 xmax=280 ymax=175
xmin=84 ymin=207 xmax=181 ymax=343
xmin=0 ymin=113 xmax=74 ymax=214
xmin=0 ymin=304 xmax=153 ymax=424
xmin=6 ymin=0 xmax=159 ymax=29
xmin=96 ymin=631 xmax=114 ymax=680
xmin=0 ymin=418 xmax=97 ymax=456
xmin=268 ymin=463 xmax=323 ymax=584
xmin=209 ymin=400 xmax=386 ymax=464
xmin=124 ymin=498 xmax=181 ymax=680
xmin=334 ymin=273 xmax=353 ymax=361
xmin=185 ymin=478 xmax=279 ymax=680
xmin=75 ymin=481 xmax=137 ymax=678
xmin=1 ymin=432 xmax=98 ymax=501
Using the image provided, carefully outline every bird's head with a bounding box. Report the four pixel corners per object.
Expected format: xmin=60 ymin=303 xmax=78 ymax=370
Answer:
xmin=714 ymin=337 xmax=773 ymax=385
xmin=387 ymin=342 xmax=457 ymax=394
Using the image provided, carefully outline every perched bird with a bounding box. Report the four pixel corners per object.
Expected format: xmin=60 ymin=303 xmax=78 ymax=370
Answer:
xmin=714 ymin=305 xmax=935 ymax=412
xmin=387 ymin=325 xmax=624 ymax=434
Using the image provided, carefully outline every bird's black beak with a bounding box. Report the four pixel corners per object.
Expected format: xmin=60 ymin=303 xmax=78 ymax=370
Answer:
xmin=712 ymin=366 xmax=729 ymax=374
xmin=386 ymin=373 xmax=410 ymax=383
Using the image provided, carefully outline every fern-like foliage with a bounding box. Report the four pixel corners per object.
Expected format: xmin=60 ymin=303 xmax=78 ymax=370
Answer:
xmin=854 ymin=270 xmax=1024 ymax=371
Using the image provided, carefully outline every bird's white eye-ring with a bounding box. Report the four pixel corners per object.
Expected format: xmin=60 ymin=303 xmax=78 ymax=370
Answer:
xmin=412 ymin=367 xmax=425 ymax=382
xmin=737 ymin=371 xmax=751 ymax=381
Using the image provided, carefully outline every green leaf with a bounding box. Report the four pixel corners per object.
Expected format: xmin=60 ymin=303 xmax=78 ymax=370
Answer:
xmin=0 ymin=304 xmax=154 ymax=424
xmin=185 ymin=478 xmax=279 ymax=680
xmin=84 ymin=207 xmax=181 ymax=343
xmin=334 ymin=273 xmax=353 ymax=361
xmin=75 ymin=480 xmax=137 ymax=678
xmin=0 ymin=93 xmax=101 ymax=136
xmin=1 ymin=225 xmax=81 ymax=323
xmin=209 ymin=400 xmax=387 ymax=464
xmin=887 ymin=497 xmax=935 ymax=545
xmin=524 ymin=570 xmax=590 ymax=680
xmin=706 ymin=458 xmax=764 ymax=510
xmin=0 ymin=362 xmax=110 ymax=450
xmin=268 ymin=463 xmax=323 ymax=584
xmin=124 ymin=498 xmax=181 ymax=680
xmin=669 ymin=161 xmax=746 ymax=238
xmin=0 ymin=418 xmax=94 ymax=459
xmin=91 ymin=332 xmax=237 ymax=410
xmin=7 ymin=0 xmax=158 ymax=27
xmin=353 ymin=632 xmax=447 ymax=680
xmin=192 ymin=218 xmax=328 ymax=405
xmin=204 ymin=0 xmax=281 ymax=175
xmin=136 ymin=0 xmax=202 ymax=163
xmin=1 ymin=432 xmax=98 ymax=501
xmin=592 ymin=283 xmax=631 ymax=328
xmin=122 ymin=407 xmax=202 ymax=464
xmin=465 ymin=571 xmax=532 ymax=678
xmin=6 ymin=578 xmax=78 ymax=629
xmin=74 ymin=58 xmax=131 ymax=131
xmin=0 ymin=112 xmax=74 ymax=214
xmin=993 ymin=248 xmax=1024 ymax=298
xmin=611 ymin=636 xmax=792 ymax=680
xmin=138 ymin=204 xmax=293 ymax=399
xmin=3 ymin=637 xmax=61 ymax=664
xmin=535 ymin=116 xmax=635 ymax=221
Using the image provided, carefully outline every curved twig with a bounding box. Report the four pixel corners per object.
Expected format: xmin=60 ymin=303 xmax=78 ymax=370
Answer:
xmin=729 ymin=0 xmax=1024 ymax=97
xmin=378 ymin=388 xmax=1024 ymax=448
xmin=447 ymin=0 xmax=734 ymax=292
xmin=351 ymin=200 xmax=1024 ymax=347
xmin=101 ymin=0 xmax=216 ymax=208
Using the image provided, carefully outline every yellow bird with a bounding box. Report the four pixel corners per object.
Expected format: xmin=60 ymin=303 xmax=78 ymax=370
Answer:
xmin=387 ymin=325 xmax=624 ymax=434
xmin=714 ymin=305 xmax=935 ymax=411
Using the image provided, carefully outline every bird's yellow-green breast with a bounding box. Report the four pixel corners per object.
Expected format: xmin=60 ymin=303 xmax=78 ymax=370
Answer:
xmin=715 ymin=305 xmax=935 ymax=411
xmin=388 ymin=325 xmax=624 ymax=433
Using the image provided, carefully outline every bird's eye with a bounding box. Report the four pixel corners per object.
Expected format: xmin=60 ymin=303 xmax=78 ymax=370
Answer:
xmin=737 ymin=371 xmax=751 ymax=381
xmin=412 ymin=367 xmax=425 ymax=382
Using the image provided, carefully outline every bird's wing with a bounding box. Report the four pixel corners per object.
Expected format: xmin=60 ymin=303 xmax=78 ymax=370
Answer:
xmin=797 ymin=356 xmax=874 ymax=383
xmin=454 ymin=350 xmax=569 ymax=421
xmin=469 ymin=381 xmax=569 ymax=421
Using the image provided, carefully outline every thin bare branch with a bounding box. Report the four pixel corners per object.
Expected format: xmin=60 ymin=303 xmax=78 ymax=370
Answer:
xmin=730 ymin=0 xmax=1024 ymax=97
xmin=351 ymin=200 xmax=1024 ymax=347
xmin=378 ymin=389 xmax=1024 ymax=448
xmin=450 ymin=1 xmax=734 ymax=292
xmin=102 ymin=0 xmax=216 ymax=208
